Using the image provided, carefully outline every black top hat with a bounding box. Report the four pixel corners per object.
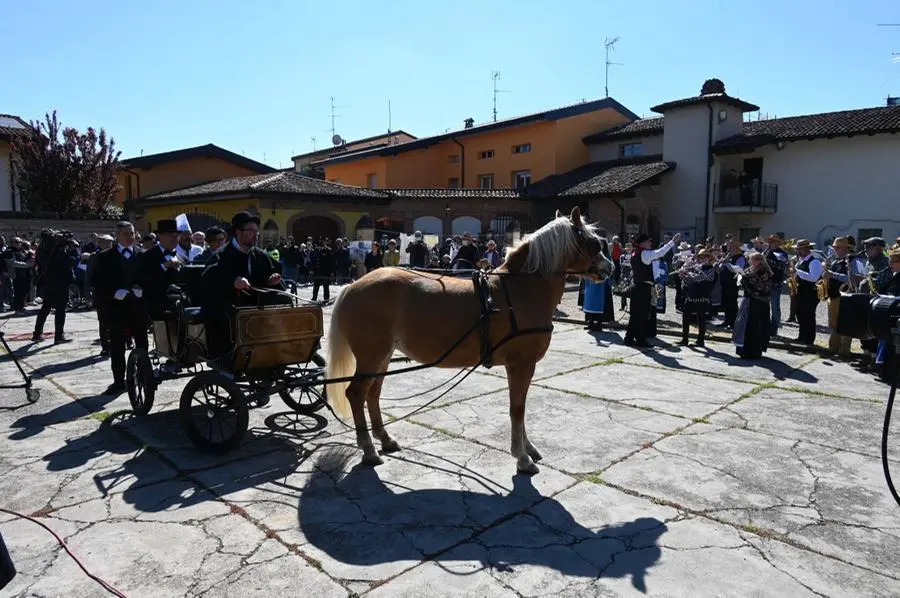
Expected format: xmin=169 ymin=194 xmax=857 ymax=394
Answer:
xmin=231 ymin=211 xmax=261 ymax=230
xmin=635 ymin=233 xmax=652 ymax=245
xmin=156 ymin=219 xmax=178 ymax=234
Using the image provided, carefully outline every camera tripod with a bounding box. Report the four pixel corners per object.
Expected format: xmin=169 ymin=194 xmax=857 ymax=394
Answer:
xmin=0 ymin=330 xmax=39 ymax=404
xmin=884 ymin=325 xmax=900 ymax=507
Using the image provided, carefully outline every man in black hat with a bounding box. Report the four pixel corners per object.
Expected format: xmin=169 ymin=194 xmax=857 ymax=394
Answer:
xmin=199 ymin=211 xmax=286 ymax=365
xmin=91 ymin=221 xmax=149 ymax=395
xmin=137 ymin=219 xmax=183 ymax=321
xmin=624 ymin=232 xmax=680 ymax=347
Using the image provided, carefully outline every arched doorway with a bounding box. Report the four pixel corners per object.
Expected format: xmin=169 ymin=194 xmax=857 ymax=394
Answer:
xmin=413 ymin=216 xmax=443 ymax=236
xmin=292 ymin=215 xmax=341 ymax=243
xmin=262 ymin=219 xmax=279 ymax=246
xmin=451 ymin=216 xmax=481 ymax=236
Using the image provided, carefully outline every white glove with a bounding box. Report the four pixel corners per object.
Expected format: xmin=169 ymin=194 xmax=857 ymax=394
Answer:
xmin=113 ymin=289 xmax=129 ymax=301
xmin=132 ymin=287 xmax=143 ymax=299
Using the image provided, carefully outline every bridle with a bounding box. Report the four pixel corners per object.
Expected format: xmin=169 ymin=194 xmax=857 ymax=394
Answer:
xmin=567 ymin=225 xmax=610 ymax=278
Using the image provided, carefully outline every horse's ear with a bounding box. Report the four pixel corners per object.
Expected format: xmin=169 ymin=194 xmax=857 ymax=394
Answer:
xmin=570 ymin=206 xmax=582 ymax=227
xmin=555 ymin=209 xmax=562 ymax=218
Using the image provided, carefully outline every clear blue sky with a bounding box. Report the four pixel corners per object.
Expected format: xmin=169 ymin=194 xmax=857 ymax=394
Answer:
xmin=3 ymin=0 xmax=898 ymax=168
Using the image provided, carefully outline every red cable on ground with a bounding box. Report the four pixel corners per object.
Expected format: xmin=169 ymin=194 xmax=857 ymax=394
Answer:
xmin=0 ymin=506 xmax=128 ymax=597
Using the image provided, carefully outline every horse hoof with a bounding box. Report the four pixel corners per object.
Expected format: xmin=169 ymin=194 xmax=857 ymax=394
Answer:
xmin=517 ymin=461 xmax=540 ymax=476
xmin=527 ymin=449 xmax=543 ymax=462
xmin=362 ymin=453 xmax=384 ymax=467
xmin=381 ymin=439 xmax=402 ymax=454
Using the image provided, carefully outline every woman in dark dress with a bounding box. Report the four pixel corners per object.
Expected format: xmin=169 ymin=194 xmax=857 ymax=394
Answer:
xmin=732 ymin=252 xmax=773 ymax=359
xmin=678 ymin=249 xmax=716 ymax=346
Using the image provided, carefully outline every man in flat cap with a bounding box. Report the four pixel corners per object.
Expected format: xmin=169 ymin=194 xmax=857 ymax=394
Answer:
xmin=199 ymin=211 xmax=287 ymax=366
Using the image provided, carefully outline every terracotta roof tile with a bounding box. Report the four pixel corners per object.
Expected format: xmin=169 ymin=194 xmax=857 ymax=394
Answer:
xmin=145 ymin=172 xmax=387 ymax=200
xmin=582 ymin=118 xmax=664 ymax=143
xmin=526 ymin=155 xmax=674 ymax=197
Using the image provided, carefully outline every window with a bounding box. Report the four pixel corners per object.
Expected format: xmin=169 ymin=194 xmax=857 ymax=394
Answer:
xmin=366 ymin=173 xmax=377 ymax=188
xmin=512 ymin=170 xmax=531 ymax=190
xmin=619 ymin=143 xmax=643 ymax=157
xmin=478 ymin=150 xmax=495 ymax=160
xmin=858 ymin=228 xmax=883 ymax=242
xmin=125 ymin=176 xmax=133 ymax=201
xmin=448 ymin=177 xmax=459 ymax=189
xmin=512 ymin=143 xmax=531 ymax=154
xmin=479 ymin=174 xmax=494 ymax=189
xmin=448 ymin=154 xmax=460 ymax=164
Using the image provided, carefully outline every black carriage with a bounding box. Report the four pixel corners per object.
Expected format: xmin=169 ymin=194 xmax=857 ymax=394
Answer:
xmin=125 ymin=265 xmax=328 ymax=454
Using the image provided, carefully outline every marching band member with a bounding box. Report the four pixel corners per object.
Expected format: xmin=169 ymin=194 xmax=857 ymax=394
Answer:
xmin=624 ymin=232 xmax=680 ymax=348
xmin=874 ymin=250 xmax=900 ymax=381
xmin=678 ymin=249 xmax=716 ymax=346
xmin=824 ymin=237 xmax=867 ymax=357
xmin=719 ymin=239 xmax=747 ymax=329
xmin=791 ymin=239 xmax=822 ymax=346
xmin=763 ymin=235 xmax=789 ymax=337
xmin=618 ymin=242 xmax=633 ymax=311
xmin=860 ymin=237 xmax=892 ymax=366
xmin=672 ymin=241 xmax=693 ymax=312
xmin=732 ymin=252 xmax=773 ymax=359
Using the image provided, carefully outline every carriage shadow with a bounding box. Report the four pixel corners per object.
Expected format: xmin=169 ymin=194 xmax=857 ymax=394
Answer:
xmin=298 ymin=450 xmax=666 ymax=592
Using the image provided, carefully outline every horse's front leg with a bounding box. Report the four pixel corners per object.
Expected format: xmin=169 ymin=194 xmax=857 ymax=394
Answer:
xmin=506 ymin=361 xmax=539 ymax=474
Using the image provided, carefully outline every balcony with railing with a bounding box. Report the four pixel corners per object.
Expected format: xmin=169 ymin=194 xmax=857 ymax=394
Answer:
xmin=713 ymin=179 xmax=778 ymax=213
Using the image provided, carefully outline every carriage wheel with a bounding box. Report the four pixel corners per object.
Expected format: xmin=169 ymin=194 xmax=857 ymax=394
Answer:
xmin=180 ymin=371 xmax=249 ymax=454
xmin=126 ymin=348 xmax=156 ymax=416
xmin=279 ymin=352 xmax=327 ymax=414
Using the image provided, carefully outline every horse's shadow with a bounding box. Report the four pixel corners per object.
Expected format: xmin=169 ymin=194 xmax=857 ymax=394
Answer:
xmin=299 ymin=451 xmax=666 ymax=592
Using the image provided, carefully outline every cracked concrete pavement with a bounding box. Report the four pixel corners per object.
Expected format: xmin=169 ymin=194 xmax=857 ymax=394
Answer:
xmin=1 ymin=287 xmax=898 ymax=597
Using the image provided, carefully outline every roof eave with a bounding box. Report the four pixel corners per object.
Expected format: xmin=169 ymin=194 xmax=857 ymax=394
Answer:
xmin=582 ymin=128 xmax=664 ymax=145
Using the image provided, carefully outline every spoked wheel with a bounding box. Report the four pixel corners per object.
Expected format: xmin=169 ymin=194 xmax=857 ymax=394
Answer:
xmin=180 ymin=371 xmax=249 ymax=454
xmin=279 ymin=352 xmax=327 ymax=414
xmin=126 ymin=348 xmax=156 ymax=416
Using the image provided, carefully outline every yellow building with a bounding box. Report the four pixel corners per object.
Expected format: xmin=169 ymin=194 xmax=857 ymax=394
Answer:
xmin=316 ymin=98 xmax=639 ymax=190
xmin=115 ymin=143 xmax=277 ymax=205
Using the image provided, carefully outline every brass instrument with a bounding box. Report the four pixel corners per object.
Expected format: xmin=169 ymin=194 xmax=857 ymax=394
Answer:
xmin=787 ymin=259 xmax=799 ymax=296
xmin=817 ymin=255 xmax=834 ymax=301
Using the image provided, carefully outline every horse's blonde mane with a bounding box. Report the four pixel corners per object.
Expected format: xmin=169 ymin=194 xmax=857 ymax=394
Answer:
xmin=504 ymin=214 xmax=600 ymax=277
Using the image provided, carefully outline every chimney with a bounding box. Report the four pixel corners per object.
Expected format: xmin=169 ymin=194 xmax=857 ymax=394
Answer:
xmin=888 ymin=96 xmax=899 ymax=106
xmin=464 ymin=118 xmax=474 ymax=129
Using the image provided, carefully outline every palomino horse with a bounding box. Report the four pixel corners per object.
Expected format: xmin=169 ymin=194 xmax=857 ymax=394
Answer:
xmin=326 ymin=207 xmax=613 ymax=474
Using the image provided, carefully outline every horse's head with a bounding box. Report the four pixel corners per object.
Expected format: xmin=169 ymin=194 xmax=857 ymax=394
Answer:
xmin=557 ymin=207 xmax=614 ymax=282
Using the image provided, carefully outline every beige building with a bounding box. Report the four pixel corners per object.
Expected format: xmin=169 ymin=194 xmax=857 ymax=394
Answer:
xmin=0 ymin=113 xmax=29 ymax=213
xmin=581 ymin=79 xmax=900 ymax=245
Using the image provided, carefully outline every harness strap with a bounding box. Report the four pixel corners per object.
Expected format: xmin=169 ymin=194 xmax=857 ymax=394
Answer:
xmin=472 ymin=271 xmax=497 ymax=368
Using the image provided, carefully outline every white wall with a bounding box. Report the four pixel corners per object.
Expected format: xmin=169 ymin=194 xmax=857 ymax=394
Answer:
xmin=588 ymin=135 xmax=663 ymax=162
xmin=0 ymin=145 xmax=13 ymax=211
xmin=712 ymin=135 xmax=900 ymax=245
xmin=659 ymin=104 xmax=711 ymax=235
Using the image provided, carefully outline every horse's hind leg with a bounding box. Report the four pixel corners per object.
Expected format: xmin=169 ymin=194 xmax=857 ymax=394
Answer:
xmin=506 ymin=361 xmax=539 ymax=475
xmin=346 ymin=375 xmax=382 ymax=466
xmin=367 ymin=374 xmax=400 ymax=454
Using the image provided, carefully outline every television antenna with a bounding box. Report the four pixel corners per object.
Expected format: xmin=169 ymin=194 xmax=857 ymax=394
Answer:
xmin=604 ymin=37 xmax=623 ymax=97
xmin=492 ymin=71 xmax=511 ymax=122
xmin=329 ymin=96 xmax=347 ymax=138
xmin=310 ymin=136 xmax=316 ymax=151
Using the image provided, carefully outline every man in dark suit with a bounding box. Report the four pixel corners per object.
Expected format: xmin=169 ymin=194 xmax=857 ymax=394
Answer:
xmin=32 ymin=230 xmax=77 ymax=344
xmin=200 ymin=212 xmax=286 ymax=366
xmin=91 ymin=221 xmax=149 ymax=395
xmin=137 ymin=219 xmax=182 ymax=321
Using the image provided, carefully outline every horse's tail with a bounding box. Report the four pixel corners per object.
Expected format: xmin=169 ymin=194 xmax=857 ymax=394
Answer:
xmin=326 ymin=289 xmax=355 ymax=419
